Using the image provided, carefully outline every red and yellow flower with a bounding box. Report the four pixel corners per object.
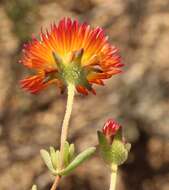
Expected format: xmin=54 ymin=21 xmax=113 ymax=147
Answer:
xmin=20 ymin=18 xmax=123 ymax=95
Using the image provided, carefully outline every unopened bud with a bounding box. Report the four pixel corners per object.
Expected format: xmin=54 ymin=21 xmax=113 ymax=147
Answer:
xmin=98 ymin=119 xmax=131 ymax=166
xmin=102 ymin=119 xmax=122 ymax=143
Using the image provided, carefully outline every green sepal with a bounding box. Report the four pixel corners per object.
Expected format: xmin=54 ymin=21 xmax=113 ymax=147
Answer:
xmin=97 ymin=131 xmax=109 ymax=147
xmin=110 ymin=139 xmax=129 ymax=166
xmin=31 ymin=185 xmax=37 ymax=190
xmin=52 ymin=49 xmax=92 ymax=91
xmin=97 ymin=131 xmax=113 ymax=164
xmin=40 ymin=149 xmax=56 ymax=174
xmin=58 ymin=147 xmax=96 ymax=176
xmin=73 ymin=48 xmax=84 ymax=64
xmin=52 ymin=51 xmax=64 ymax=71
xmin=81 ymin=78 xmax=92 ymax=91
xmin=114 ymin=127 xmax=123 ymax=141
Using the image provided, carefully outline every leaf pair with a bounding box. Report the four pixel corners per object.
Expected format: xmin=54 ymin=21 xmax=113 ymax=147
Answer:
xmin=40 ymin=141 xmax=96 ymax=176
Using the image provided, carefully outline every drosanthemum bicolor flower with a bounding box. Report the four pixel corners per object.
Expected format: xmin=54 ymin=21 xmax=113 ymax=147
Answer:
xmin=20 ymin=18 xmax=123 ymax=95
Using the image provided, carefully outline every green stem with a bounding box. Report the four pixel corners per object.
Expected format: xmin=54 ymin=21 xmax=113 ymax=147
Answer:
xmin=109 ymin=164 xmax=118 ymax=190
xmin=60 ymin=83 xmax=75 ymax=168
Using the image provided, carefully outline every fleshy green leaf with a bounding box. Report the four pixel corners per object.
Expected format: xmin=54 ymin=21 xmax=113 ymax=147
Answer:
xmin=55 ymin=150 xmax=60 ymax=169
xmin=69 ymin=143 xmax=75 ymax=162
xmin=59 ymin=147 xmax=96 ymax=176
xmin=63 ymin=141 xmax=70 ymax=167
xmin=40 ymin=149 xmax=56 ymax=173
xmin=50 ymin=146 xmax=58 ymax=169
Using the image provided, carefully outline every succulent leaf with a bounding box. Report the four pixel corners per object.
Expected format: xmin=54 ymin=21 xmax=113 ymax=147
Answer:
xmin=55 ymin=150 xmax=60 ymax=169
xmin=63 ymin=141 xmax=70 ymax=167
xmin=69 ymin=143 xmax=75 ymax=162
xmin=59 ymin=147 xmax=96 ymax=176
xmin=50 ymin=146 xmax=58 ymax=169
xmin=40 ymin=149 xmax=56 ymax=173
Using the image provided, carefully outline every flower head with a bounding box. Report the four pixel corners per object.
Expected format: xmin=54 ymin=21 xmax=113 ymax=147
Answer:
xmin=20 ymin=18 xmax=123 ymax=95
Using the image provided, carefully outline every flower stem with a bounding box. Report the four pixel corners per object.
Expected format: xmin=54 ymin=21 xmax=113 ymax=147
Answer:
xmin=50 ymin=83 xmax=75 ymax=190
xmin=59 ymin=83 xmax=75 ymax=168
xmin=109 ymin=164 xmax=118 ymax=190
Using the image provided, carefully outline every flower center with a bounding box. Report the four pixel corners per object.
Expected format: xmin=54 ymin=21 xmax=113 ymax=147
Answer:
xmin=61 ymin=64 xmax=82 ymax=84
xmin=52 ymin=49 xmax=92 ymax=90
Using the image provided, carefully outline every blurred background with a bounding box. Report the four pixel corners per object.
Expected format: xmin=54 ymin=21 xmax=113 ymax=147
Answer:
xmin=0 ymin=0 xmax=169 ymax=190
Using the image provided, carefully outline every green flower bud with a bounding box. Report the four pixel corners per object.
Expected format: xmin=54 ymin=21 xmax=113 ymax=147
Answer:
xmin=98 ymin=119 xmax=131 ymax=166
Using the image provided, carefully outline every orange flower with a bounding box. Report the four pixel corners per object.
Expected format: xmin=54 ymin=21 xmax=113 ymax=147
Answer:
xmin=20 ymin=18 xmax=123 ymax=95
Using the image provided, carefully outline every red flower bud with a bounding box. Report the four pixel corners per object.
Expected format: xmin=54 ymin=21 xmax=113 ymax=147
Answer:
xmin=98 ymin=119 xmax=130 ymax=166
xmin=102 ymin=119 xmax=121 ymax=139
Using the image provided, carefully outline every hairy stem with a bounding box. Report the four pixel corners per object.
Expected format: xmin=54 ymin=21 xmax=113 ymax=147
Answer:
xmin=50 ymin=83 xmax=75 ymax=190
xmin=109 ymin=164 xmax=118 ymax=190
xmin=60 ymin=83 xmax=75 ymax=168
